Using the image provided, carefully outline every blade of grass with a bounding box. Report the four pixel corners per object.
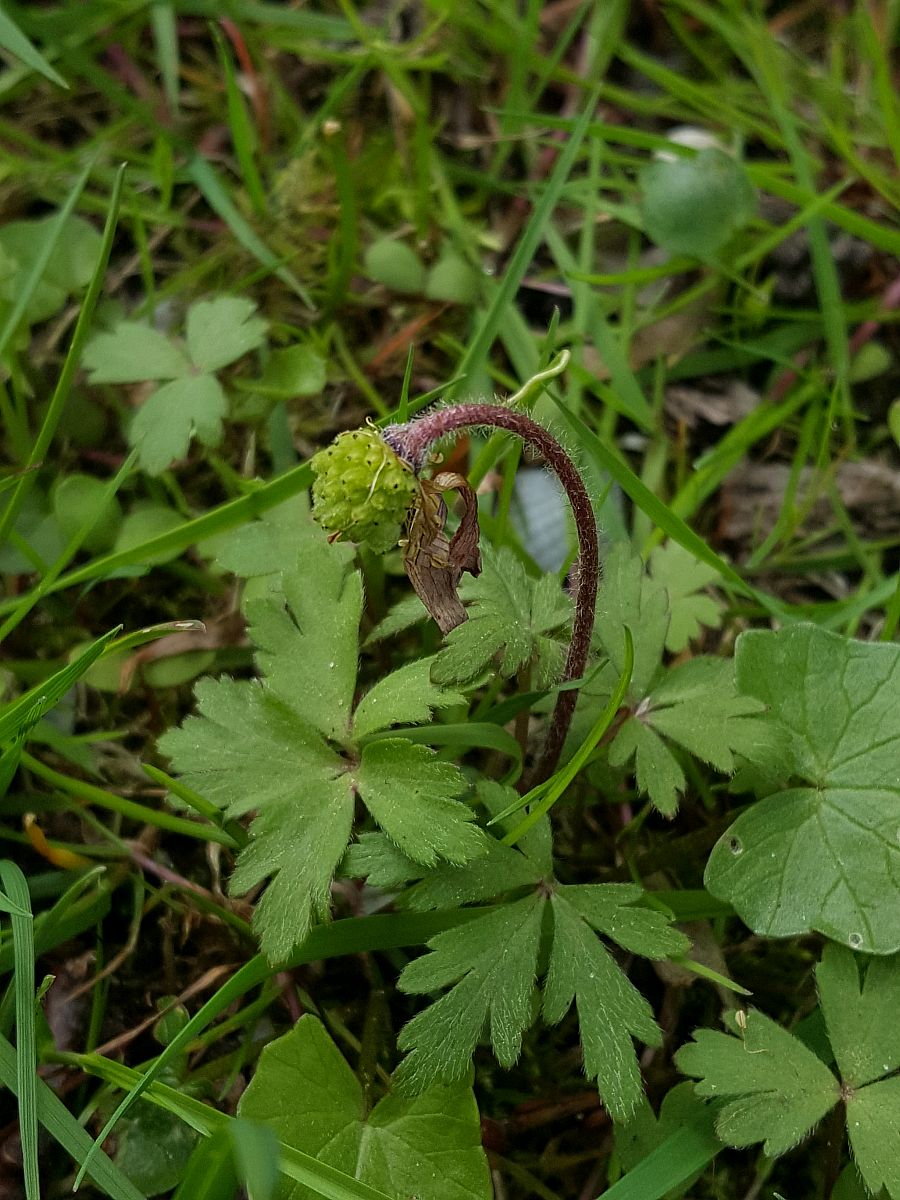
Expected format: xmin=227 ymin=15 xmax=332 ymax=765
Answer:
xmin=18 ymin=751 xmax=242 ymax=849
xmin=0 ymin=874 xmax=114 ymax=976
xmin=449 ymin=76 xmax=606 ymax=397
xmin=0 ymin=162 xmax=122 ymax=552
xmin=599 ymin=1125 xmax=721 ymax=1199
xmin=496 ymin=628 xmax=633 ymax=844
xmin=0 ymin=1031 xmax=144 ymax=1200
xmin=186 ymin=153 xmax=313 ymax=307
xmin=150 ymin=0 xmax=180 ymax=115
xmin=0 ymin=861 xmax=38 ymax=1199
xmin=0 ymin=627 xmax=122 ymax=744
xmin=0 ymin=7 xmax=67 ymax=87
xmin=213 ymin=25 xmax=266 ymax=216
xmin=544 ymin=221 xmax=654 ymax=429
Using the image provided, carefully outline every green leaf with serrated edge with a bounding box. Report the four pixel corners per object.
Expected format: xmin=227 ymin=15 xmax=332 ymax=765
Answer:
xmin=356 ymin=739 xmax=484 ymax=867
xmin=845 ymin=1076 xmax=900 ymax=1200
xmin=162 ymin=539 xmax=483 ymax=961
xmin=246 ymin=535 xmax=362 ymax=743
xmin=609 ymin=718 xmax=685 ymax=816
xmin=647 ymin=658 xmax=769 ymax=771
xmin=431 ymin=546 xmax=571 ymax=688
xmin=817 ymin=944 xmax=900 ymax=1088
xmin=404 ymin=838 xmax=544 ymax=911
xmin=563 ymin=884 xmax=690 ymax=959
xmin=340 ymin=832 xmax=425 ymax=889
xmin=365 ymin=593 xmax=428 ymax=644
xmin=185 ymin=296 xmax=268 ymax=373
xmin=210 ymin=496 xmax=346 ymax=580
xmin=706 ymin=623 xmax=900 ymax=953
xmin=159 ymin=677 xmax=354 ymax=962
xmin=239 ymin=1016 xmax=491 ymax=1200
xmin=395 ymin=895 xmax=546 ymax=1091
xmin=593 ymin=543 xmax=669 ymax=697
xmin=353 ymin=659 xmax=466 ymax=739
xmin=675 ymin=1009 xmax=839 ymax=1157
xmin=609 ymin=657 xmax=771 ymax=813
xmin=649 ymin=541 xmax=723 ymax=653
xmin=543 ymin=893 xmax=663 ymax=1121
xmin=129 ymin=375 xmax=227 ymax=475
xmin=229 ymin=774 xmax=353 ymax=963
xmin=83 ymin=322 xmax=191 ymax=383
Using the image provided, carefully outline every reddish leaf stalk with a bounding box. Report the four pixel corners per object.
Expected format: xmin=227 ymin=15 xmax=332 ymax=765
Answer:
xmin=384 ymin=404 xmax=599 ymax=785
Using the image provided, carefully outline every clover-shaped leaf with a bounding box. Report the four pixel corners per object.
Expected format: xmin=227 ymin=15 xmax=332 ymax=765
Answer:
xmin=84 ymin=296 xmax=268 ymax=475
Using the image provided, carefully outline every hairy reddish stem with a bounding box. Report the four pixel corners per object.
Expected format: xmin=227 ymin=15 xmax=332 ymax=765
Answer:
xmin=385 ymin=404 xmax=599 ymax=785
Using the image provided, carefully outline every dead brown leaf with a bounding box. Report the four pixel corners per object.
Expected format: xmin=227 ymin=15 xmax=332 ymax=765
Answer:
xmin=402 ymin=471 xmax=482 ymax=634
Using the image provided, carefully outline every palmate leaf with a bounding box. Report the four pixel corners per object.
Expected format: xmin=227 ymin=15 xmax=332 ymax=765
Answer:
xmin=576 ymin=547 xmax=768 ymax=815
xmin=238 ymin=1016 xmax=491 ymax=1200
xmin=431 ymin=545 xmax=571 ymax=688
xmin=544 ymin=889 xmax=688 ymax=1121
xmin=609 ymin=658 xmax=770 ymax=815
xmin=705 ymin=623 xmax=900 ymax=953
xmin=675 ymin=1009 xmax=839 ymax=1156
xmin=648 ymin=540 xmax=724 ymax=653
xmin=394 ymin=895 xmax=546 ymax=1092
xmin=393 ymin=806 xmax=688 ymax=1118
xmin=676 ymin=946 xmax=900 ymax=1196
xmin=160 ymin=528 xmax=481 ymax=961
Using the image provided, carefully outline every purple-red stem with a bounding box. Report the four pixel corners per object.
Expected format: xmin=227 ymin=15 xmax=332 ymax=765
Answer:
xmin=385 ymin=403 xmax=599 ymax=785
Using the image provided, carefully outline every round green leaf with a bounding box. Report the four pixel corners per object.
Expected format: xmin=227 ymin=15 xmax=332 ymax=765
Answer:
xmin=112 ymin=503 xmax=186 ymax=566
xmin=364 ymin=236 xmax=426 ymax=293
xmin=424 ymin=252 xmax=481 ymax=304
xmin=255 ymin=344 xmax=326 ymax=398
xmin=51 ymin=473 xmax=122 ymax=552
xmin=639 ymin=149 xmax=756 ymax=260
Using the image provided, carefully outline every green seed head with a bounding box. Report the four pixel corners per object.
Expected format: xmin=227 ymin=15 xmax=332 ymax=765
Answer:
xmin=310 ymin=427 xmax=418 ymax=553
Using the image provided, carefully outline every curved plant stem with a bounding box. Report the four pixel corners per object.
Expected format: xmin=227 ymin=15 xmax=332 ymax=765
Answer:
xmin=385 ymin=403 xmax=599 ymax=785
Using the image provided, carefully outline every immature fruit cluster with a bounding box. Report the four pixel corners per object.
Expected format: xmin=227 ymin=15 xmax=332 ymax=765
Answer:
xmin=310 ymin=427 xmax=418 ymax=553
